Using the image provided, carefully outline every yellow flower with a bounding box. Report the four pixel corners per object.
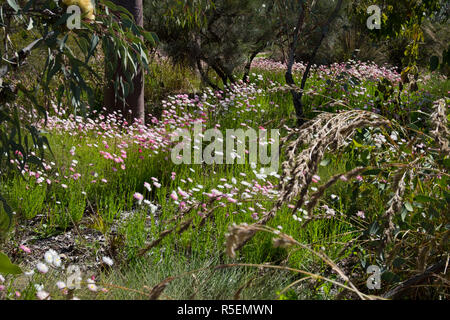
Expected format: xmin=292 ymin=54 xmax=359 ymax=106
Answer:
xmin=62 ymin=0 xmax=95 ymax=20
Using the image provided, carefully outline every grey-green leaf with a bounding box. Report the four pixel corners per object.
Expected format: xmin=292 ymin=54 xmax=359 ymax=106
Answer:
xmin=0 ymin=252 xmax=22 ymax=275
xmin=7 ymin=0 xmax=20 ymax=12
xmin=404 ymin=201 xmax=414 ymax=212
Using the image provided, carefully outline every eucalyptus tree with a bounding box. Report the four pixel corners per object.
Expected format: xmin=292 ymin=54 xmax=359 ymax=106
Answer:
xmin=145 ymin=0 xmax=278 ymax=88
xmin=0 ymin=0 xmax=154 ymax=230
xmin=275 ymin=0 xmax=445 ymax=125
xmin=273 ymin=0 xmax=345 ymax=126
xmin=352 ymin=0 xmax=446 ymax=70
xmin=103 ymin=0 xmax=145 ymax=124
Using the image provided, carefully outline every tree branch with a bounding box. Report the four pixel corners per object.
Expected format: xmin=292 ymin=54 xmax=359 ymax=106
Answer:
xmin=382 ymin=260 xmax=447 ymax=299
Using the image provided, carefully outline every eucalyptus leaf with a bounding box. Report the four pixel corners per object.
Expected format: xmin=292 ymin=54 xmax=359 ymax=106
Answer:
xmin=7 ymin=0 xmax=20 ymax=12
xmin=0 ymin=252 xmax=22 ymax=275
xmin=404 ymin=201 xmax=414 ymax=212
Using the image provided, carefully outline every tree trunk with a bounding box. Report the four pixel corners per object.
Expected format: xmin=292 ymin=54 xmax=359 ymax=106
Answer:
xmin=285 ymin=2 xmax=307 ymax=127
xmin=243 ymin=46 xmax=264 ymax=82
xmin=286 ymin=0 xmax=343 ymax=127
xmin=300 ymin=0 xmax=343 ymax=93
xmin=103 ymin=0 xmax=145 ymax=125
xmin=210 ymin=63 xmax=229 ymax=87
xmin=196 ymin=58 xmax=220 ymax=91
xmin=382 ymin=260 xmax=446 ymax=299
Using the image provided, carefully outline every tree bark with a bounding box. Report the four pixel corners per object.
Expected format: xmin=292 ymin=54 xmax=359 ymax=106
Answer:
xmin=243 ymin=46 xmax=264 ymax=82
xmin=196 ymin=58 xmax=220 ymax=91
xmin=285 ymin=0 xmax=343 ymax=127
xmin=103 ymin=0 xmax=145 ymax=124
xmin=285 ymin=1 xmax=307 ymax=127
xmin=210 ymin=62 xmax=229 ymax=87
xmin=299 ymin=0 xmax=343 ymax=93
xmin=382 ymin=260 xmax=446 ymax=299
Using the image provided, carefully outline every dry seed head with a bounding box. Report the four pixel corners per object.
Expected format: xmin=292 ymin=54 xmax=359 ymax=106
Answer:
xmin=272 ymin=234 xmax=297 ymax=248
xmin=225 ymin=223 xmax=255 ymax=258
xmin=382 ymin=168 xmax=409 ymax=243
xmin=430 ymin=99 xmax=449 ymax=156
xmin=279 ymin=110 xmax=390 ymax=212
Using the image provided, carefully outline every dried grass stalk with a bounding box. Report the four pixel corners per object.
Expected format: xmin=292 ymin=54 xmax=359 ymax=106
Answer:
xmin=430 ymin=99 xmax=449 ymax=156
xmin=280 ymin=110 xmax=390 ymax=211
xmin=147 ymin=277 xmax=175 ymax=300
xmin=230 ymin=110 xmax=391 ymax=251
xmin=382 ymin=169 xmax=408 ymax=244
xmin=225 ymin=224 xmax=369 ymax=299
xmin=225 ymin=223 xmax=258 ymax=259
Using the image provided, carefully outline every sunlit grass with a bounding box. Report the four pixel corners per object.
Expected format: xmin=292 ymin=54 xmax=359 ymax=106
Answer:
xmin=1 ymin=58 xmax=447 ymax=300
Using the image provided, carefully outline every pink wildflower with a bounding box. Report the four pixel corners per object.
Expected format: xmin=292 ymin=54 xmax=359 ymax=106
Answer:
xmin=170 ymin=191 xmax=178 ymax=201
xmin=19 ymin=244 xmax=31 ymax=254
xmin=227 ymin=197 xmax=237 ymax=204
xmin=133 ymin=192 xmax=144 ymax=204
xmin=144 ymin=182 xmax=152 ymax=192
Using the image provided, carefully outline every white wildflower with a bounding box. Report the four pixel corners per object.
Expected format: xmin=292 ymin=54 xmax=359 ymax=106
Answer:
xmin=36 ymin=262 xmax=49 ymax=274
xmin=34 ymin=284 xmax=44 ymax=291
xmin=56 ymin=281 xmax=66 ymax=290
xmin=44 ymin=249 xmax=61 ymax=267
xmin=102 ymin=256 xmax=114 ymax=267
xmin=36 ymin=290 xmax=50 ymax=300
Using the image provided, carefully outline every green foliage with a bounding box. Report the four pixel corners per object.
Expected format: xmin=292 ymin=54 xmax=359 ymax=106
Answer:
xmin=144 ymin=55 xmax=201 ymax=113
xmin=353 ymin=0 xmax=445 ymax=66
xmin=0 ymin=0 xmax=448 ymax=301
xmin=0 ymin=0 xmax=156 ymax=231
xmin=0 ymin=251 xmax=22 ymax=275
xmin=6 ymin=177 xmax=47 ymax=220
xmin=145 ymin=0 xmax=279 ymax=86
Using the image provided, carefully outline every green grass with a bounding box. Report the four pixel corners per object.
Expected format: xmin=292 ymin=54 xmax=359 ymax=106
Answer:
xmin=98 ymin=252 xmax=297 ymax=300
xmin=1 ymin=61 xmax=448 ymax=300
